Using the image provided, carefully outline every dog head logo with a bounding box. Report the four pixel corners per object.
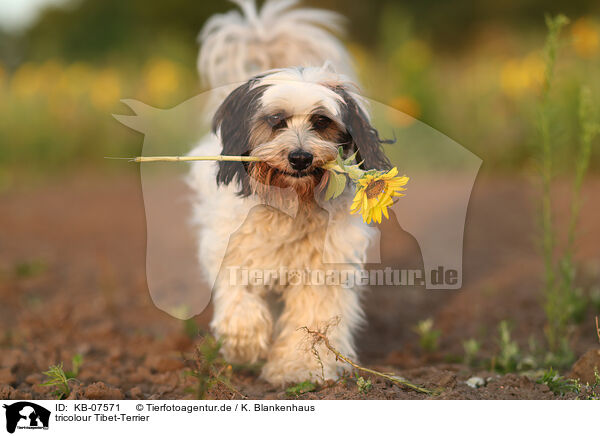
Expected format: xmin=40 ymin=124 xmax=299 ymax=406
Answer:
xmin=3 ymin=402 xmax=50 ymax=434
xmin=114 ymin=91 xmax=481 ymax=319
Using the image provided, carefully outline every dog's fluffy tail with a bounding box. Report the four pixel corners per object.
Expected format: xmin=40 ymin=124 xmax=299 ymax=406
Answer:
xmin=197 ymin=0 xmax=355 ymax=89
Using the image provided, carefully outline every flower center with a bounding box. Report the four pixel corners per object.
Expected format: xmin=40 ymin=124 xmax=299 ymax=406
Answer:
xmin=365 ymin=179 xmax=386 ymax=199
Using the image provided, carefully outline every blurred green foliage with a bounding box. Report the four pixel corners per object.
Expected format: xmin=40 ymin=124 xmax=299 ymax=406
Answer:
xmin=0 ymin=0 xmax=599 ymax=185
xmin=413 ymin=317 xmax=441 ymax=353
xmin=14 ymin=258 xmax=47 ymax=278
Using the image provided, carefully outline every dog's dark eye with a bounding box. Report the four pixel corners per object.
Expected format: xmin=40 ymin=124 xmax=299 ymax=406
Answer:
xmin=312 ymin=115 xmax=332 ymax=131
xmin=267 ymin=113 xmax=287 ymax=131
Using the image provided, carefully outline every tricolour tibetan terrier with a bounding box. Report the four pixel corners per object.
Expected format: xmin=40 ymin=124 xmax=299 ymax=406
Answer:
xmin=187 ymin=0 xmax=391 ymax=385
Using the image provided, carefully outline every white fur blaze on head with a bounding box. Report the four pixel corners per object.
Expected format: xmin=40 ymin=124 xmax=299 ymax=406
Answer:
xmin=254 ymin=67 xmax=370 ymax=122
xmin=256 ymin=68 xmax=346 ymax=119
xmin=197 ymin=0 xmax=356 ymax=88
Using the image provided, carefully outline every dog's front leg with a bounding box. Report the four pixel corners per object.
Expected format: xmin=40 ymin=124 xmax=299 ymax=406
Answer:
xmin=261 ymin=284 xmax=363 ymax=386
xmin=210 ymin=279 xmax=272 ymax=364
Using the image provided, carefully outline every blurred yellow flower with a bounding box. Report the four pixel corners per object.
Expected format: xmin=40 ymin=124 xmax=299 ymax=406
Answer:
xmin=571 ymin=18 xmax=599 ymax=58
xmin=351 ymin=167 xmax=409 ymax=224
xmin=38 ymin=60 xmax=62 ymax=94
xmin=387 ymin=95 xmax=421 ymax=126
xmin=59 ymin=62 xmax=94 ymax=100
xmin=143 ymin=58 xmax=180 ymax=104
xmin=9 ymin=60 xmax=64 ymax=101
xmin=10 ymin=63 xmax=43 ymax=98
xmin=500 ymin=53 xmax=544 ymax=97
xmin=90 ymin=68 xmax=121 ymax=110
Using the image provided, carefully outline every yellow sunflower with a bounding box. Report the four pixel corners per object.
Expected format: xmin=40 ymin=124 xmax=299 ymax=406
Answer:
xmin=350 ymin=167 xmax=409 ymax=224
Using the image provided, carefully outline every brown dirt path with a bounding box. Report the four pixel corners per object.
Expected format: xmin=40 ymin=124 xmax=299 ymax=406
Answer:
xmin=1 ymin=171 xmax=598 ymax=399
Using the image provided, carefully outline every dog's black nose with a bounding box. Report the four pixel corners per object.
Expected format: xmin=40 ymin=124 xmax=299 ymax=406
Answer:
xmin=288 ymin=150 xmax=313 ymax=171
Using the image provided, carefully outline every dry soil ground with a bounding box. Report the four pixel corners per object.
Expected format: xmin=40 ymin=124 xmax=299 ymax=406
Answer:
xmin=0 ymin=170 xmax=599 ymax=399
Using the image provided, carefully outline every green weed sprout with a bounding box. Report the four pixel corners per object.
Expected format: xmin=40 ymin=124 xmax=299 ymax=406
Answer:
xmin=41 ymin=364 xmax=74 ymax=399
xmin=185 ymin=334 xmax=244 ymax=400
xmin=536 ymin=368 xmax=580 ymax=396
xmin=537 ymin=14 xmax=600 ymax=363
xmin=538 ymin=13 xmax=569 ymax=355
xmin=14 ymin=259 xmax=47 ymax=278
xmin=495 ymin=321 xmax=520 ymax=373
xmin=413 ymin=318 xmax=441 ymax=353
xmin=182 ymin=318 xmax=200 ymax=339
xmin=286 ymin=381 xmax=317 ymax=397
xmin=462 ymin=338 xmax=481 ymax=367
xmin=356 ymin=376 xmax=373 ymax=394
xmin=66 ymin=354 xmax=83 ymax=379
xmin=40 ymin=354 xmax=83 ymax=399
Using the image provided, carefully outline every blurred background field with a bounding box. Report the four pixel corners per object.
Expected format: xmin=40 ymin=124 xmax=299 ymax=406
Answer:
xmin=0 ymin=0 xmax=599 ymax=186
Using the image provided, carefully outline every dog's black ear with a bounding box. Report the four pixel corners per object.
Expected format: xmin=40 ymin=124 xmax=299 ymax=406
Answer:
xmin=334 ymin=87 xmax=392 ymax=171
xmin=212 ymin=80 xmax=268 ymax=196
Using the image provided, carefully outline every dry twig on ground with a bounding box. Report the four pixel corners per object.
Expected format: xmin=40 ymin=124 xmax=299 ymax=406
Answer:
xmin=299 ymin=321 xmax=435 ymax=395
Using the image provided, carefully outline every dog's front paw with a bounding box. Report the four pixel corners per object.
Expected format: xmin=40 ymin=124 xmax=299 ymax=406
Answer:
xmin=211 ymin=299 xmax=272 ymax=364
xmin=261 ymin=359 xmax=322 ymax=386
xmin=261 ymin=339 xmax=349 ymax=386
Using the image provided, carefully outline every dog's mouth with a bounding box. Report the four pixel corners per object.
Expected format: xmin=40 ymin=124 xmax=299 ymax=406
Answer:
xmin=274 ymin=167 xmax=324 ymax=179
xmin=248 ymin=162 xmax=327 ymax=200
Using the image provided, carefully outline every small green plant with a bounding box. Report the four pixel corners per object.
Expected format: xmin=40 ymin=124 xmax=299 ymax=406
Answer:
xmin=66 ymin=354 xmax=83 ymax=378
xmin=413 ymin=318 xmax=441 ymax=353
xmin=537 ymin=14 xmax=600 ymax=364
xmin=182 ymin=318 xmax=200 ymax=339
xmin=169 ymin=305 xmax=201 ymax=339
xmin=184 ymin=334 xmax=243 ymax=400
xmin=41 ymin=364 xmax=75 ymax=399
xmin=40 ymin=354 xmax=83 ymax=399
xmin=285 ymin=380 xmax=317 ymax=397
xmin=494 ymin=321 xmax=520 ymax=373
xmin=536 ymin=368 xmax=580 ymax=396
xmin=542 ymin=344 xmax=575 ymax=370
xmin=356 ymin=376 xmax=372 ymax=394
xmin=554 ymin=86 xmax=600 ymax=330
xmin=462 ymin=338 xmax=481 ymax=367
xmin=538 ymin=13 xmax=569 ymax=357
xmin=14 ymin=259 xmax=47 ymax=278
xmin=578 ymin=368 xmax=600 ymax=400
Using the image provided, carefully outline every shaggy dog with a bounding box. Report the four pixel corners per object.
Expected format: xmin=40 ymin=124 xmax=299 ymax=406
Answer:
xmin=187 ymin=0 xmax=391 ymax=385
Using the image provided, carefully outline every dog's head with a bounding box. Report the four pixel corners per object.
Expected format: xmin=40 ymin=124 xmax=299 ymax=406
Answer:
xmin=212 ymin=67 xmax=391 ymax=200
